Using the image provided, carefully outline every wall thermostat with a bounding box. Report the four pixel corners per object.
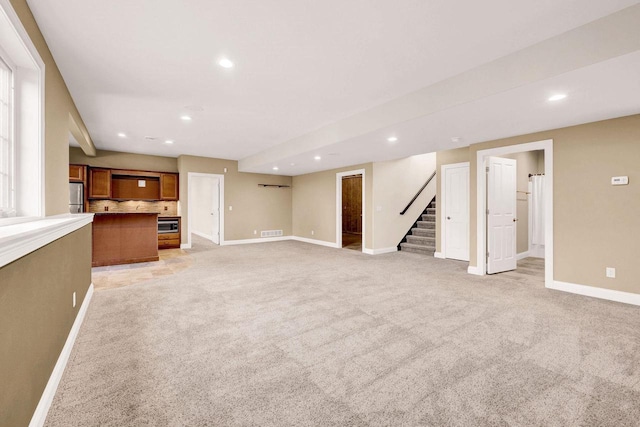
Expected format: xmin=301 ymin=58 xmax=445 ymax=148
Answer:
xmin=611 ymin=176 xmax=629 ymax=186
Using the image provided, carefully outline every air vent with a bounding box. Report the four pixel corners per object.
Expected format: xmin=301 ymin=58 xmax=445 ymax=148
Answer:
xmin=261 ymin=230 xmax=283 ymax=238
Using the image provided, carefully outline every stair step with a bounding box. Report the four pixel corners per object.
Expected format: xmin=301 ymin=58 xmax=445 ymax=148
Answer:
xmin=406 ymin=235 xmax=435 ymax=245
xmin=426 ymin=208 xmax=436 ymax=214
xmin=417 ymin=221 xmax=435 ymax=229
xmin=421 ymin=214 xmax=435 ymax=222
xmin=411 ymin=228 xmax=435 ymax=237
xmin=400 ymin=242 xmax=435 ymax=255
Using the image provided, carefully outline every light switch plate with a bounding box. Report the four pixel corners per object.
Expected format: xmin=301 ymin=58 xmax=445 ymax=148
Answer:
xmin=611 ymin=176 xmax=628 ymax=186
xmin=138 ymin=179 xmax=146 ymax=187
xmin=606 ymin=267 xmax=616 ymax=278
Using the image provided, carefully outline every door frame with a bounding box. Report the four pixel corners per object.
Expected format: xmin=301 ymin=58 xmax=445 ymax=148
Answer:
xmin=187 ymin=172 xmax=225 ymax=248
xmin=336 ymin=169 xmax=365 ymax=252
xmin=440 ymin=162 xmax=470 ymax=260
xmin=474 ymin=139 xmax=553 ymax=287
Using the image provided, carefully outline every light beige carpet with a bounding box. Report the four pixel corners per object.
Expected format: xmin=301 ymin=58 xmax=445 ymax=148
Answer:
xmin=45 ymin=240 xmax=640 ymax=426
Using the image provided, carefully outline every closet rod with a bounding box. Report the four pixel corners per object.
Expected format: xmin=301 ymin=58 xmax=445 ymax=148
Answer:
xmin=528 ymin=173 xmax=545 ymax=178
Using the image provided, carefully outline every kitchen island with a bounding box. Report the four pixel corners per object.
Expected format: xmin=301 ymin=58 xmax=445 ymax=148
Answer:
xmin=92 ymin=213 xmax=159 ymax=267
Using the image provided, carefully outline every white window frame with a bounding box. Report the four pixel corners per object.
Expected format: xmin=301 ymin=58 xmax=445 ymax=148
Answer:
xmin=0 ymin=50 xmax=15 ymax=217
xmin=0 ymin=0 xmax=45 ymax=225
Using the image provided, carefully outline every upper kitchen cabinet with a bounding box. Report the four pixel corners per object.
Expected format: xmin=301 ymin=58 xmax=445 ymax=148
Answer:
xmin=160 ymin=173 xmax=179 ymax=200
xmin=69 ymin=164 xmax=86 ymax=182
xmin=89 ymin=168 xmax=112 ymax=199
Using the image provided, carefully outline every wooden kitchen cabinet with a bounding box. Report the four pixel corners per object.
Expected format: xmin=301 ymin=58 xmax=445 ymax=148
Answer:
xmin=160 ymin=173 xmax=179 ymax=200
xmin=69 ymin=164 xmax=86 ymax=182
xmin=92 ymin=213 xmax=159 ymax=266
xmin=89 ymin=168 xmax=112 ymax=199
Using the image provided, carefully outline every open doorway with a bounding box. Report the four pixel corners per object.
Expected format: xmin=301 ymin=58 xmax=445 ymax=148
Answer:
xmin=475 ymin=139 xmax=553 ymax=287
xmin=341 ymin=174 xmax=362 ymax=251
xmin=336 ymin=169 xmax=365 ymax=252
xmin=187 ymin=172 xmax=224 ymax=249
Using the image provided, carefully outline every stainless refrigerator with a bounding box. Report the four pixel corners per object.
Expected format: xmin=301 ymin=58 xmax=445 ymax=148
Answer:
xmin=69 ymin=182 xmax=84 ymax=213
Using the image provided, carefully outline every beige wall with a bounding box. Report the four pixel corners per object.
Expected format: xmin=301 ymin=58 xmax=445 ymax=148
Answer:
xmin=292 ymin=163 xmax=373 ymax=248
xmin=0 ymin=225 xmax=92 ymax=427
xmin=465 ymin=114 xmax=640 ymax=294
xmin=69 ymin=147 xmax=178 ymax=172
xmin=9 ymin=0 xmax=94 ymax=215
xmin=177 ymin=155 xmax=292 ymax=243
xmin=435 ymin=147 xmax=470 ymax=253
xmin=372 ymin=153 xmax=436 ymax=249
xmin=503 ymin=150 xmax=544 ymax=253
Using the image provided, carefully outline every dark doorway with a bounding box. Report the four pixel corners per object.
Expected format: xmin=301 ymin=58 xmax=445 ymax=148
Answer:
xmin=342 ymin=174 xmax=362 ymax=251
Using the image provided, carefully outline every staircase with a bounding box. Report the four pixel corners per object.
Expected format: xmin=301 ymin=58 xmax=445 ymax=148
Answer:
xmin=399 ymin=198 xmax=436 ymax=255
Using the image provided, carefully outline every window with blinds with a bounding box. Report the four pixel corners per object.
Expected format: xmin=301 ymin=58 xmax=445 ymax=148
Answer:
xmin=0 ymin=56 xmax=13 ymax=217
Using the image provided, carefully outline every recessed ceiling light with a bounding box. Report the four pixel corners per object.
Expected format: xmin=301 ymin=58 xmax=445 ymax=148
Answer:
xmin=314 ymin=156 xmax=321 ymax=161
xmin=272 ymin=166 xmax=279 ymax=171
xmin=548 ymin=94 xmax=567 ymax=102
xmin=218 ymin=58 xmax=234 ymax=68
xmin=180 ymin=115 xmax=192 ymax=121
xmin=165 ymin=140 xmax=174 ymax=144
xmin=117 ymin=132 xmax=126 ymax=138
xmin=387 ymin=136 xmax=398 ymax=143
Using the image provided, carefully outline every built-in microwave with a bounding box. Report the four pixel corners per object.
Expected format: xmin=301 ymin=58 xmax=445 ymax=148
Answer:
xmin=158 ymin=218 xmax=179 ymax=234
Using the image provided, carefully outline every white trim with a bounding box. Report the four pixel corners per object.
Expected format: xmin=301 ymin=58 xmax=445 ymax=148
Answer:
xmin=363 ymin=247 xmax=397 ymax=255
xmin=517 ymin=251 xmax=531 ymax=260
xmin=0 ymin=214 xmax=94 ymax=268
xmin=290 ymin=236 xmax=340 ymax=248
xmin=475 ymin=139 xmax=553 ymax=287
xmin=187 ymin=173 xmax=224 ymax=248
xmin=440 ymin=162 xmax=470 ymax=261
xmin=336 ymin=169 xmax=366 ymax=252
xmin=222 ymin=236 xmax=290 ymax=246
xmin=549 ymin=280 xmax=640 ymax=306
xmin=434 ymin=251 xmax=445 ymax=259
xmin=180 ymin=243 xmax=191 ymax=249
xmin=467 ymin=265 xmax=483 ymax=275
xmin=29 ymin=283 xmax=94 ymax=427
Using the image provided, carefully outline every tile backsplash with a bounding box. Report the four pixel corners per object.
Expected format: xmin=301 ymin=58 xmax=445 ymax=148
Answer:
xmin=89 ymin=200 xmax=178 ymax=216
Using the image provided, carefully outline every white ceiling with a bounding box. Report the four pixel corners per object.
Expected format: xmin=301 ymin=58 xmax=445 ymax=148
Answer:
xmin=26 ymin=0 xmax=640 ymax=175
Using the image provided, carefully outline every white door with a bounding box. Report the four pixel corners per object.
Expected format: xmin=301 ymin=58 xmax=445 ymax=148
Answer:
xmin=487 ymin=156 xmax=517 ymax=274
xmin=211 ymin=178 xmax=220 ymax=244
xmin=443 ymin=163 xmax=469 ymax=261
xmin=190 ymin=175 xmax=220 ymax=244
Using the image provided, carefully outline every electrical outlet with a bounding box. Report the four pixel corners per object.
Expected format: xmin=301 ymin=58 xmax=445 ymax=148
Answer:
xmin=606 ymin=267 xmax=616 ymax=278
xmin=229 ymin=206 xmax=233 ymax=211
xmin=253 ymin=230 xmax=257 ymax=235
xmin=72 ymin=291 xmax=76 ymax=308
xmin=164 ymin=206 xmax=168 ymax=211
xmin=104 ymin=206 xmax=108 ymax=211
xmin=311 ymin=230 xmax=314 ymax=236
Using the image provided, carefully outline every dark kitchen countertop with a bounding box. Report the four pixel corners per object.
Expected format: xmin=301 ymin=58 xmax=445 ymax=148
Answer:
xmin=93 ymin=212 xmax=159 ymax=215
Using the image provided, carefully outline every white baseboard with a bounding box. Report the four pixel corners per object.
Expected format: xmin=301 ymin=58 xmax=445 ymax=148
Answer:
xmin=548 ymin=280 xmax=640 ymax=306
xmin=290 ymin=236 xmax=340 ymax=249
xmin=362 ymin=247 xmax=397 ymax=255
xmin=517 ymin=251 xmax=530 ymax=260
xmin=434 ymin=252 xmax=445 ymax=259
xmin=180 ymin=243 xmax=192 ymax=249
xmin=222 ymin=236 xmax=291 ymax=246
xmin=467 ymin=265 xmax=483 ymax=275
xmin=30 ymin=283 xmax=94 ymax=427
